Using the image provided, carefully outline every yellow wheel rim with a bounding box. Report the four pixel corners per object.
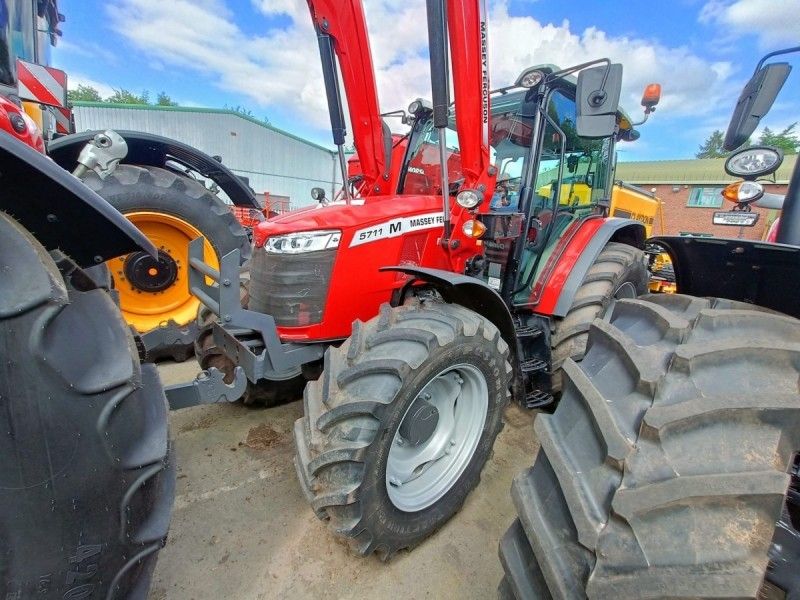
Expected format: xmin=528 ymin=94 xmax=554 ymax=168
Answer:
xmin=109 ymin=211 xmax=219 ymax=333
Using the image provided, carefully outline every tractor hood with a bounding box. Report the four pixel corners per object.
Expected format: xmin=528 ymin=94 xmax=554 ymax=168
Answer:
xmin=253 ymin=195 xmax=445 ymax=249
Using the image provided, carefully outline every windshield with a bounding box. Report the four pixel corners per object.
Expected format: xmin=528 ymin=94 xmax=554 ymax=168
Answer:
xmin=399 ymin=89 xmax=536 ymax=196
xmin=0 ymin=0 xmax=53 ymax=86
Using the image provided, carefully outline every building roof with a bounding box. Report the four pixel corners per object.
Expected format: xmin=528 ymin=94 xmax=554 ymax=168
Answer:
xmin=616 ymin=154 xmax=797 ymax=185
xmin=71 ymin=101 xmax=335 ymax=155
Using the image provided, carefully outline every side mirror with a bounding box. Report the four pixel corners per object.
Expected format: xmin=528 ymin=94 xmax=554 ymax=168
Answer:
xmin=311 ymin=187 xmax=326 ymax=202
xmin=576 ymin=63 xmax=623 ymax=138
xmin=724 ymin=62 xmax=791 ymax=151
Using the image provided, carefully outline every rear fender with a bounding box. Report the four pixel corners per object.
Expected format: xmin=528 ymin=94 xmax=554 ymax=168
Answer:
xmin=0 ymin=133 xmax=155 ymax=267
xmin=48 ymin=130 xmax=259 ymax=208
xmin=650 ymin=235 xmax=800 ymax=319
xmin=535 ymin=217 xmax=645 ymax=317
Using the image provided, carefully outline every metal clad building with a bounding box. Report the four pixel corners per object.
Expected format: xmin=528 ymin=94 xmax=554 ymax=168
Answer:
xmin=72 ymin=102 xmax=339 ymax=209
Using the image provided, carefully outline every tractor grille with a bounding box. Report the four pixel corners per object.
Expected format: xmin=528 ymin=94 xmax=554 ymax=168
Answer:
xmin=248 ymin=246 xmax=336 ymax=327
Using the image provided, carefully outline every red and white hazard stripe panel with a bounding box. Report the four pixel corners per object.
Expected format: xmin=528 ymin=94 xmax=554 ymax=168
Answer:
xmin=16 ymin=59 xmax=68 ymax=108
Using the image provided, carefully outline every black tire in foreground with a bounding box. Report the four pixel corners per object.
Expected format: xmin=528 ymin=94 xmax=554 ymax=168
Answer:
xmin=550 ymin=242 xmax=648 ymax=395
xmin=84 ymin=164 xmax=250 ymax=362
xmin=0 ymin=212 xmax=175 ymax=599
xmin=499 ymin=293 xmax=800 ymax=599
xmin=295 ymin=299 xmax=512 ymax=557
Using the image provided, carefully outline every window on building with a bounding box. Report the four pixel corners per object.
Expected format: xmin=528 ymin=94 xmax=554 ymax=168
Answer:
xmin=687 ymin=187 xmax=724 ymax=208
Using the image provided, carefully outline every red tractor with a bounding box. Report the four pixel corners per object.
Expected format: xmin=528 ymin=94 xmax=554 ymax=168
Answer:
xmin=498 ymin=47 xmax=800 ymax=598
xmin=190 ymin=0 xmax=657 ymax=556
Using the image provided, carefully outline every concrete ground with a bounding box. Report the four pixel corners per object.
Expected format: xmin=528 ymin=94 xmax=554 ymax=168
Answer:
xmin=152 ymin=361 xmax=538 ymax=600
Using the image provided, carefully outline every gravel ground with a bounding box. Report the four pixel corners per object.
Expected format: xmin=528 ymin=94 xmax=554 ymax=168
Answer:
xmin=151 ymin=360 xmax=537 ymax=600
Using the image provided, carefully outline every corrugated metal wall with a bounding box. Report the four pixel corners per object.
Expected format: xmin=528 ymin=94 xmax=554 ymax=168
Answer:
xmin=72 ymin=104 xmax=340 ymax=209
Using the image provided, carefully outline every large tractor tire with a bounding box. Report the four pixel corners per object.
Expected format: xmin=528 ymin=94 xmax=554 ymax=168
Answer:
xmin=0 ymin=212 xmax=175 ymax=599
xmin=83 ymin=164 xmax=250 ymax=362
xmin=294 ymin=299 xmax=512 ymax=557
xmin=499 ymin=294 xmax=800 ymax=599
xmin=550 ymin=242 xmax=648 ymax=395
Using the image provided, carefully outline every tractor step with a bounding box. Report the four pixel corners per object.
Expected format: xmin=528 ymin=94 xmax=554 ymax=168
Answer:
xmin=524 ymin=390 xmax=554 ymax=410
xmin=520 ymin=358 xmax=548 ymax=374
xmin=514 ymin=324 xmax=543 ymax=339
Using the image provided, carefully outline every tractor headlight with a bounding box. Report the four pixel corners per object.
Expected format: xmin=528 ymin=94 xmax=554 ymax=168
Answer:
xmin=264 ymin=230 xmax=341 ymax=254
xmin=456 ymin=189 xmax=482 ymax=209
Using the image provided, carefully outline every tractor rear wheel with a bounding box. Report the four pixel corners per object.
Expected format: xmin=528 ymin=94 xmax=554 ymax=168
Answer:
xmin=550 ymin=242 xmax=647 ymax=395
xmin=294 ymin=299 xmax=512 ymax=557
xmin=84 ymin=165 xmax=250 ymax=362
xmin=0 ymin=212 xmax=175 ymax=599
xmin=499 ymin=294 xmax=800 ymax=599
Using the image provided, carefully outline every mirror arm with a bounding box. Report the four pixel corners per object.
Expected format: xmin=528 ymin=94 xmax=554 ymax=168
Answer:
xmin=755 ymin=45 xmax=800 ymax=74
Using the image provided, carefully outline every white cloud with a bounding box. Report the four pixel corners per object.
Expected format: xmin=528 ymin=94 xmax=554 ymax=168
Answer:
xmin=67 ymin=73 xmax=116 ymax=99
xmin=699 ymin=0 xmax=800 ymax=48
xmin=109 ymin=0 xmax=740 ymax=143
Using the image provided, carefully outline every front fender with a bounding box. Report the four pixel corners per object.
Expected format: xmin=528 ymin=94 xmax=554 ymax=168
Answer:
xmin=380 ymin=265 xmax=517 ymax=352
xmin=48 ymin=130 xmax=259 ymax=208
xmin=536 ymin=217 xmax=645 ymax=317
xmin=0 ymin=133 xmax=155 ymax=267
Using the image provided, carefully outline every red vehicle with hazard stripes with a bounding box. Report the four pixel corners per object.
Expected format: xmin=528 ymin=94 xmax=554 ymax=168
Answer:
xmin=0 ymin=0 xmax=265 ymax=364
xmin=191 ymin=0 xmax=660 ymax=557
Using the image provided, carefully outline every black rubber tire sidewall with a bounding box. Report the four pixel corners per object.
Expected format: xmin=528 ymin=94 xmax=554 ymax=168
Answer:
xmin=0 ymin=213 xmax=174 ymax=600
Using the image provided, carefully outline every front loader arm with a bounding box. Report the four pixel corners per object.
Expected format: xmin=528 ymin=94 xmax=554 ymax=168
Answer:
xmin=307 ymin=0 xmax=390 ymax=195
xmin=446 ymin=0 xmax=493 ymax=191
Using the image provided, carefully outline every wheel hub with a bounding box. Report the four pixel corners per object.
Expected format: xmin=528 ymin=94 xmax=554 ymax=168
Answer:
xmin=123 ymin=250 xmax=178 ymax=293
xmin=386 ymin=364 xmax=489 ymax=512
xmin=398 ymin=398 xmax=439 ymax=446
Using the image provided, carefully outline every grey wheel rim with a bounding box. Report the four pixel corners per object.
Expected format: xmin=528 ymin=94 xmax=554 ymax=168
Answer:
xmin=386 ymin=363 xmax=488 ymax=512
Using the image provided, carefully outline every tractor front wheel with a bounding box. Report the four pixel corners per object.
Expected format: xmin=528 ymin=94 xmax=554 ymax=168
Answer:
xmin=294 ymin=299 xmax=512 ymax=557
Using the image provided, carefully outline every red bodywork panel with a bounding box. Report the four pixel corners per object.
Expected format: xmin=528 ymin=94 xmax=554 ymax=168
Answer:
xmin=306 ymin=0 xmax=389 ymax=195
xmin=532 ymin=216 xmax=605 ymax=314
xmin=253 ymin=196 xmax=482 ymax=341
xmin=0 ymin=95 xmax=45 ymax=153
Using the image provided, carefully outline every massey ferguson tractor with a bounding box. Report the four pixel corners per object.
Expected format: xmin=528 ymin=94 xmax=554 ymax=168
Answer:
xmin=7 ymin=0 xmax=254 ymax=362
xmin=498 ymin=47 xmax=800 ymax=598
xmin=0 ymin=124 xmax=175 ymax=595
xmin=190 ymin=0 xmax=660 ymax=557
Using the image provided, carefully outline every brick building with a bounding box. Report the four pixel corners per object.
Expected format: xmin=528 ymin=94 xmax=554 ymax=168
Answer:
xmin=615 ymin=155 xmax=796 ymax=240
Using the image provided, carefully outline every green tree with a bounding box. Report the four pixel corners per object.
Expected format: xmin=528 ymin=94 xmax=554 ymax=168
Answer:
xmin=67 ymin=84 xmax=103 ymax=102
xmin=696 ymin=130 xmax=730 ymax=158
xmin=106 ymin=88 xmax=149 ymax=105
xmin=156 ymin=92 xmax=178 ymax=106
xmin=758 ymin=123 xmax=799 ymax=154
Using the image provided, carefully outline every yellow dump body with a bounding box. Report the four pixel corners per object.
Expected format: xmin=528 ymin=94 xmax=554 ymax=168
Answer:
xmin=609 ymin=181 xmax=659 ymax=237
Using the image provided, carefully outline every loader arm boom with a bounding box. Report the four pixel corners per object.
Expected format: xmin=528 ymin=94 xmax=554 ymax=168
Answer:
xmin=307 ymin=0 xmax=390 ymax=195
xmin=446 ymin=0 xmax=492 ymax=190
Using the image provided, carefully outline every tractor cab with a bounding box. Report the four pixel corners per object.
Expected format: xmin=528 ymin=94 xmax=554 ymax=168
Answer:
xmin=395 ymin=64 xmax=638 ymax=308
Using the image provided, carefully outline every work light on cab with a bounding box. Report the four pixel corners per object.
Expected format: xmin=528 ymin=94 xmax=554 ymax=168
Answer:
xmin=264 ymin=230 xmax=341 ymax=254
xmin=722 ymin=181 xmax=764 ymax=204
xmin=724 ymin=146 xmax=783 ymax=179
xmin=456 ymin=189 xmax=482 ymax=209
xmin=515 ymin=68 xmax=544 ymax=88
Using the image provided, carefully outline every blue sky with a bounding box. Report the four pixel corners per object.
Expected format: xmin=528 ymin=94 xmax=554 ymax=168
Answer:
xmin=54 ymin=0 xmax=800 ymax=161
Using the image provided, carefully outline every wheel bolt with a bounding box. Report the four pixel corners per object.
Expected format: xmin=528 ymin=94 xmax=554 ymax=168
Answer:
xmin=423 ymin=393 xmax=431 ymax=401
xmin=450 ymin=439 xmax=456 ymax=446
